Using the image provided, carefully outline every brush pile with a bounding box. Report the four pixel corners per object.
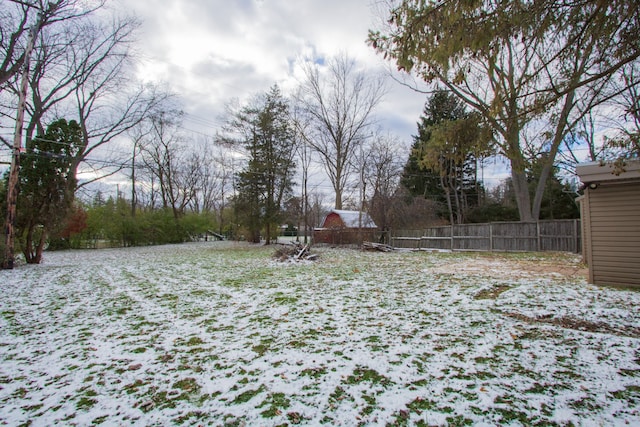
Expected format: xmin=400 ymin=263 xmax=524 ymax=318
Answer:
xmin=273 ymin=242 xmax=319 ymax=262
xmin=362 ymin=241 xmax=395 ymax=252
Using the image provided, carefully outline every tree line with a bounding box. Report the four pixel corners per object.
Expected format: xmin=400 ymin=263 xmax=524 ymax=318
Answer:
xmin=2 ymin=0 xmax=638 ymax=265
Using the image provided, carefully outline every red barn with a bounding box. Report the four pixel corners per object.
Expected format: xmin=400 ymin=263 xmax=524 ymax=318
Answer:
xmin=313 ymin=209 xmax=378 ymax=245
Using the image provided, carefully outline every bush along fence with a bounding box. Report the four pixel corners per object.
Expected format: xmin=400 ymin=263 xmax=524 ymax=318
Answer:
xmin=391 ymin=219 xmax=581 ymax=253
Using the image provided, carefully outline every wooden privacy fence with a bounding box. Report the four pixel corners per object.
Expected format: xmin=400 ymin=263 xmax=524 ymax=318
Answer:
xmin=391 ymin=219 xmax=581 ymax=253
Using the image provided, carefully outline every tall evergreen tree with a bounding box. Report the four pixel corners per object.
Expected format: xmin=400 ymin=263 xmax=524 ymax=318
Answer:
xmin=403 ymin=90 xmax=491 ymax=223
xmin=232 ymin=86 xmax=296 ymax=244
xmin=401 ymin=133 xmax=443 ymax=201
xmin=403 ymin=91 xmax=466 ymax=200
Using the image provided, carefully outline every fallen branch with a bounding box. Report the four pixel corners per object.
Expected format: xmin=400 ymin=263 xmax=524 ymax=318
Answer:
xmin=362 ymin=241 xmax=394 ymax=252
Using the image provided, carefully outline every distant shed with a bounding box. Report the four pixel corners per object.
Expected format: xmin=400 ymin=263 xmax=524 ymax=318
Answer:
xmin=313 ymin=209 xmax=378 ymax=245
xmin=576 ymin=161 xmax=640 ymax=287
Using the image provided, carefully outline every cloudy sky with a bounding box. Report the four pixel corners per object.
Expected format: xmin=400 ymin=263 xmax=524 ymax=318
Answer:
xmin=116 ymin=0 xmax=427 ymax=145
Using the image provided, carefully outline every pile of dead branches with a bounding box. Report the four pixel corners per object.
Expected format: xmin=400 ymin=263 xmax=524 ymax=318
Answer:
xmin=273 ymin=242 xmax=319 ymax=262
xmin=362 ymin=241 xmax=395 ymax=252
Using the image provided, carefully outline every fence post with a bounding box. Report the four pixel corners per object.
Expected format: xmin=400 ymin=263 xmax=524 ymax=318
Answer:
xmin=450 ymin=225 xmax=454 ymax=251
xmin=536 ymin=221 xmax=541 ymax=251
xmin=573 ymin=219 xmax=579 ymax=253
xmin=489 ymin=223 xmax=493 ymax=252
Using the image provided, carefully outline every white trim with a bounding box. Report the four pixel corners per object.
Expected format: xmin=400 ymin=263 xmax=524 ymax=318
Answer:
xmin=576 ymin=160 xmax=640 ymax=183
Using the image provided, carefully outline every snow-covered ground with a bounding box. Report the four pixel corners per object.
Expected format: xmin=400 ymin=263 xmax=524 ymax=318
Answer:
xmin=1 ymin=242 xmax=639 ymax=426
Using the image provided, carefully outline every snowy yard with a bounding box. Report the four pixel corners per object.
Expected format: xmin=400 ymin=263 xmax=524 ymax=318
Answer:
xmin=1 ymin=242 xmax=639 ymax=426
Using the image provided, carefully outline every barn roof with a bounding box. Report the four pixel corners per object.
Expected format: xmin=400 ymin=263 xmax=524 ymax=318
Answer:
xmin=329 ymin=209 xmax=377 ymax=228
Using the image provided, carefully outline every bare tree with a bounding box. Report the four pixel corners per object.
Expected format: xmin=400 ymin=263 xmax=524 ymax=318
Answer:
xmin=127 ymin=122 xmax=151 ymax=216
xmin=190 ymin=140 xmax=221 ymax=214
xmin=0 ymin=0 xmax=104 ymax=91
xmin=604 ymin=64 xmax=640 ymax=166
xmin=290 ymin=94 xmax=314 ymax=242
xmin=297 ymin=53 xmax=386 ymax=209
xmin=141 ymin=111 xmax=199 ymax=219
xmin=366 ymin=132 xmax=406 ymax=235
xmin=1 ymin=8 xmax=168 ymax=185
xmin=210 ymin=144 xmax=237 ymax=236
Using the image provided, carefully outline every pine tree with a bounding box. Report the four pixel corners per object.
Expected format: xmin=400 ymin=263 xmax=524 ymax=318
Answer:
xmin=403 ymin=90 xmax=491 ymax=223
xmin=233 ymin=86 xmax=296 ymax=244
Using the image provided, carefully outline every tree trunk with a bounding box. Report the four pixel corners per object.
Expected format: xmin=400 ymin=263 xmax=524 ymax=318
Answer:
xmin=131 ymin=144 xmax=137 ymax=217
xmin=511 ymin=168 xmax=533 ymax=222
xmin=23 ymin=222 xmax=47 ymax=264
xmin=265 ymin=222 xmax=271 ymax=245
xmin=33 ymin=229 xmax=47 ymax=264
xmin=334 ymin=185 xmax=343 ymax=210
xmin=442 ymin=175 xmax=455 ymax=225
xmin=532 ymin=89 xmax=577 ymax=220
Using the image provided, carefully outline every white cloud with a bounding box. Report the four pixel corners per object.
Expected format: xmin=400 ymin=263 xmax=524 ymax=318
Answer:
xmin=118 ymin=0 xmax=426 ymax=143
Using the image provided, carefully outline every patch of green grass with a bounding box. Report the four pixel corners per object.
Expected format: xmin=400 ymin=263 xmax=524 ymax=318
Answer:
xmin=470 ymin=371 xmax=497 ymax=380
xmin=568 ymin=396 xmax=602 ymax=412
xmin=172 ymin=377 xmax=200 ymax=393
xmin=12 ymin=388 xmax=28 ymax=399
xmin=475 ymin=285 xmax=511 ymax=300
xmin=21 ymin=403 xmax=43 ymax=412
xmin=360 ymin=393 xmax=377 ymax=418
xmin=446 ymin=415 xmax=474 ymax=426
xmin=160 ymin=293 xmax=179 ymax=301
xmin=131 ymin=347 xmax=147 ymax=354
xmin=76 ymin=396 xmax=98 ymax=410
xmin=300 ymin=367 xmax=327 ymax=378
xmin=232 ymin=385 xmax=265 ymax=404
xmin=287 ymin=411 xmax=304 ymax=424
xmin=345 ymin=367 xmax=391 ymax=387
xmin=329 ymin=386 xmax=351 ymax=405
xmin=259 ymin=392 xmax=291 ymax=418
xmin=252 ymin=343 xmax=270 ymax=356
xmin=288 ymin=339 xmax=307 ymax=348
xmin=619 ymin=369 xmax=640 ymax=377
xmin=1 ymin=310 xmax=16 ymax=320
xmin=131 ymin=319 xmax=160 ymax=331
xmin=115 ymin=306 xmax=129 ymax=315
xmin=611 ymin=385 xmax=640 ymax=403
xmin=525 ymin=382 xmax=554 ymax=395
xmin=407 ymin=396 xmax=437 ymax=412
xmin=491 ymin=407 xmax=531 ymax=424
xmin=552 ymin=370 xmax=584 ymax=381
xmin=91 ymin=415 xmax=109 ymax=425
xmin=272 ymin=292 xmax=298 ymax=305
xmin=123 ymin=379 xmax=146 ymax=394
xmin=173 ymin=410 xmax=206 ymax=425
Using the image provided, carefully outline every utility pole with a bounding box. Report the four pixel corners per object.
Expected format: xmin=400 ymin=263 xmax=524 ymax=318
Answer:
xmin=3 ymin=20 xmax=40 ymax=270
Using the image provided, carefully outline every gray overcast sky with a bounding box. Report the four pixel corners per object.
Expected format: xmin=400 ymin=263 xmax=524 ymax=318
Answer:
xmin=116 ymin=0 xmax=427 ymax=143
xmin=99 ymin=0 xmax=510 ymax=195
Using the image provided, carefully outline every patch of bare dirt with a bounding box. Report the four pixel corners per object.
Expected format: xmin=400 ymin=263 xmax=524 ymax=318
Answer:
xmin=474 ymin=285 xmax=512 ymax=300
xmin=431 ymin=254 xmax=587 ymax=281
xmin=502 ymin=311 xmax=640 ymax=338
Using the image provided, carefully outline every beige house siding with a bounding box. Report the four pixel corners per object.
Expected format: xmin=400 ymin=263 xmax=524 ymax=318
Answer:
xmin=584 ymin=180 xmax=640 ymax=287
xmin=575 ymin=195 xmax=591 ymax=275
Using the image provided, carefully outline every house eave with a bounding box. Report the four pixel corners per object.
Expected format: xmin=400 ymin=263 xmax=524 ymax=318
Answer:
xmin=576 ymin=160 xmax=640 ymax=184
